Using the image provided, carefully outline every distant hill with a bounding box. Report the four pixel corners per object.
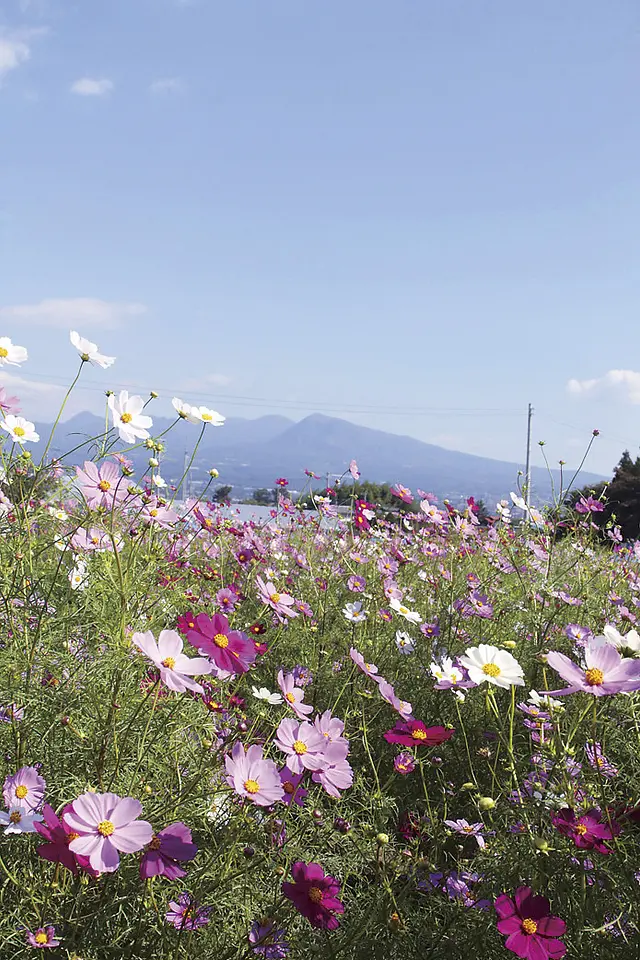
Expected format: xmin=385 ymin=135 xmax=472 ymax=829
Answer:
xmin=32 ymin=411 xmax=604 ymax=506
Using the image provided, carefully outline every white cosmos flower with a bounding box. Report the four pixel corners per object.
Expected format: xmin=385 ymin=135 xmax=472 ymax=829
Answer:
xmin=0 ymin=806 xmax=43 ymax=834
xmin=69 ymin=560 xmax=88 ymax=590
xmin=108 ymin=390 xmax=153 ymax=443
xmin=152 ymin=474 xmax=167 ymax=488
xmin=171 ymin=397 xmax=200 ymax=424
xmin=395 ymin=630 xmax=415 ymax=654
xmin=343 ymin=601 xmax=367 ymax=623
xmin=192 ymin=405 xmax=225 ymax=426
xmin=389 ymin=597 xmax=421 ymax=624
xmin=602 ymin=624 xmax=640 ymax=656
xmin=0 ymin=415 xmax=39 ymax=444
xmin=0 ymin=337 xmax=28 ymax=366
xmin=528 ymin=689 xmax=563 ymax=711
xmin=70 ymin=330 xmax=115 ymax=368
xmin=251 ymin=686 xmax=283 ymax=705
xmin=460 ymin=643 xmax=525 ymax=689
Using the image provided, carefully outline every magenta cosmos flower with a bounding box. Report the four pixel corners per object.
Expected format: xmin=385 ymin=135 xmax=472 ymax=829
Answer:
xmin=3 ymin=765 xmax=45 ymax=813
xmin=63 ymin=792 xmax=153 ymax=873
xmin=384 ymin=720 xmax=453 ymax=748
xmin=140 ymin=822 xmax=198 ymax=879
xmin=551 ymin=807 xmax=620 ymax=854
xmin=26 ymin=926 xmax=60 ymax=949
xmin=545 ymin=639 xmax=640 ymax=696
xmin=186 ymin=613 xmax=256 ymax=675
xmin=282 ymin=861 xmax=344 ymax=930
xmin=274 ymin=719 xmax=327 ymax=775
xmin=35 ymin=804 xmax=97 ymax=876
xmin=277 ymin=670 xmax=313 ymax=719
xmin=495 ymin=886 xmax=566 ymax=959
xmin=225 ymin=742 xmax=285 ymax=806
xmin=165 ymin=892 xmax=210 ymax=930
xmin=133 ymin=629 xmax=211 ymax=694
xmin=75 ymin=460 xmax=126 ymax=509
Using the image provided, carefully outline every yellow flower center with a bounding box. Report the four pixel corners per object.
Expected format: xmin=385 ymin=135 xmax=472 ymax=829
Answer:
xmin=149 ymin=836 xmax=162 ymax=850
xmin=575 ymin=823 xmax=588 ymax=836
xmin=308 ymin=886 xmax=324 ymax=904
xmin=521 ymin=919 xmax=537 ymax=935
xmin=98 ymin=479 xmax=111 ymax=492
xmin=9 ymin=811 xmax=21 ymax=823
xmin=201 ymin=412 xmax=213 ymax=421
xmin=270 ymin=593 xmax=281 ymax=604
xmin=285 ymin=692 xmax=295 ymax=703
xmin=412 ymin=728 xmax=427 ymax=740
xmin=399 ymin=606 xmax=409 ymax=615
xmin=213 ymin=633 xmax=229 ymax=649
xmin=0 ymin=347 xmax=7 ymax=358
xmin=585 ymin=668 xmax=604 ymax=686
xmin=15 ymin=785 xmax=28 ymax=799
xmin=34 ymin=932 xmax=48 ymax=945
xmin=66 ymin=832 xmax=80 ymax=844
xmin=463 ymin=825 xmax=474 ymax=833
xmin=13 ymin=426 xmax=25 ymax=437
xmin=162 ymin=657 xmax=176 ymax=669
xmin=482 ymin=663 xmax=501 ymax=677
xmin=293 ymin=740 xmax=308 ymax=755
xmin=149 ymin=509 xmax=158 ymax=517
xmin=244 ymin=779 xmax=260 ymax=794
xmin=97 ymin=820 xmax=115 ymax=837
xmin=120 ymin=412 xmax=133 ymax=424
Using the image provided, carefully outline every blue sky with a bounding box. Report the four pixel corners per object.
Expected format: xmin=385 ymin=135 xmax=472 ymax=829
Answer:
xmin=1 ymin=0 xmax=638 ymax=476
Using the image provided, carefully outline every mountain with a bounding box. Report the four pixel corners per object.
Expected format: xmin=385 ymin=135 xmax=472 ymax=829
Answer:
xmin=32 ymin=411 xmax=604 ymax=506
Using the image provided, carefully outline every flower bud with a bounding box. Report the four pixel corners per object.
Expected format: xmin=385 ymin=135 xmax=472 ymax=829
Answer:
xmin=376 ymin=832 xmax=390 ymax=845
xmin=478 ymin=796 xmax=496 ymax=811
xmin=209 ymin=468 xmax=219 ymax=478
xmin=150 ymin=390 xmax=158 ymax=399
xmin=461 ymin=782 xmax=476 ymax=791
xmin=148 ymin=458 xmax=159 ymax=468
xmin=502 ymin=640 xmax=517 ymax=649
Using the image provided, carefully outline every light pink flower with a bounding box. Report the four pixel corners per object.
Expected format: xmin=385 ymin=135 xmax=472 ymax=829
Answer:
xmin=546 ymin=639 xmax=640 ymax=697
xmin=0 ymin=387 xmax=20 ymax=416
xmin=274 ymin=719 xmax=327 ymax=775
xmin=277 ymin=670 xmax=313 ymax=719
xmin=377 ymin=679 xmax=413 ymax=719
xmin=75 ymin=461 xmax=126 ymax=509
xmin=64 ymin=792 xmax=153 ymax=874
xmin=225 ymin=742 xmax=284 ymax=806
xmin=133 ymin=629 xmax=211 ymax=693
xmin=257 ymin=577 xmax=298 ymax=620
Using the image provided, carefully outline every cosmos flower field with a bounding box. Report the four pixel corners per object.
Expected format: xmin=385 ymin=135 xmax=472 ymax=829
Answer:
xmin=0 ymin=333 xmax=639 ymax=958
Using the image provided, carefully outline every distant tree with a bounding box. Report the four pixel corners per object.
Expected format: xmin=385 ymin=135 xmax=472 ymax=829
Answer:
xmin=253 ymin=488 xmax=274 ymax=505
xmin=213 ymin=485 xmax=233 ymax=503
xmin=568 ymin=449 xmax=640 ymax=540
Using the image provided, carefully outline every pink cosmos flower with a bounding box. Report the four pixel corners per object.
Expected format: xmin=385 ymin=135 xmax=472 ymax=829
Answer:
xmin=277 ymin=670 xmax=313 ymax=719
xmin=63 ymin=792 xmax=153 ymax=873
xmin=311 ymin=743 xmax=353 ymax=798
xmin=274 ymin=719 xmax=327 ymax=774
xmin=140 ymin=822 xmax=197 ymax=879
xmin=26 ymin=926 xmax=60 ymax=949
xmin=391 ymin=483 xmax=413 ymax=504
xmin=495 ymin=887 xmax=566 ymax=959
xmin=0 ymin=387 xmax=20 ymax=416
xmin=3 ymin=765 xmax=45 ymax=813
xmin=349 ymin=647 xmax=381 ymax=681
xmin=165 ymin=892 xmax=210 ymax=930
xmin=75 ymin=461 xmax=126 ymax=509
xmin=313 ymin=709 xmax=348 ymax=748
xmin=141 ymin=497 xmax=179 ymax=528
xmin=384 ymin=720 xmax=453 ymax=748
xmin=444 ymin=818 xmax=486 ymax=849
xmin=377 ymin=680 xmax=413 ymax=720
xmin=256 ymin=577 xmax=298 ymax=620
xmin=349 ymin=459 xmax=360 ymax=480
xmin=282 ymin=861 xmax=344 ymax=930
xmin=545 ymin=639 xmax=640 ymax=696
xmin=35 ymin=804 xmax=97 ymax=876
xmin=225 ymin=742 xmax=285 ymax=806
xmin=186 ymin=613 xmax=256 ymax=675
xmin=133 ymin=629 xmax=211 ymax=694
xmin=551 ymin=807 xmax=620 ymax=854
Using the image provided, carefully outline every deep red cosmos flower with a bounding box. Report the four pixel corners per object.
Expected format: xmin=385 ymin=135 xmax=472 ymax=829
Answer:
xmin=495 ymin=886 xmax=566 ymax=959
xmin=551 ymin=808 xmax=620 ymax=854
xmin=281 ymin=861 xmax=344 ymax=930
xmin=383 ymin=720 xmax=454 ymax=748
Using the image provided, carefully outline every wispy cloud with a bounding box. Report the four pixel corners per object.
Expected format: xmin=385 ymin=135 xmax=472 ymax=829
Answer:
xmin=149 ymin=77 xmax=184 ymax=95
xmin=0 ymin=298 xmax=147 ymax=329
xmin=0 ymin=28 xmax=45 ymax=81
xmin=567 ymin=369 xmax=640 ymax=404
xmin=181 ymin=372 xmax=233 ymax=392
xmin=70 ymin=77 xmax=114 ymax=97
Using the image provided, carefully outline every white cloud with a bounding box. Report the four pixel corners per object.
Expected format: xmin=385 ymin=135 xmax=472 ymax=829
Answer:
xmin=567 ymin=369 xmax=640 ymax=404
xmin=0 ymin=297 xmax=147 ymax=329
xmin=70 ymin=77 xmax=114 ymax=97
xmin=149 ymin=77 xmax=184 ymax=95
xmin=0 ymin=29 xmax=39 ymax=80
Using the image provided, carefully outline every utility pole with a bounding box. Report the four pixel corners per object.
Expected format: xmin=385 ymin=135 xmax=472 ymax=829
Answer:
xmin=524 ymin=403 xmax=533 ymax=510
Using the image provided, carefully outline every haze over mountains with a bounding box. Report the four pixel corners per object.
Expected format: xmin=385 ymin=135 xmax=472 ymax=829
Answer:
xmin=34 ymin=411 xmax=604 ymax=506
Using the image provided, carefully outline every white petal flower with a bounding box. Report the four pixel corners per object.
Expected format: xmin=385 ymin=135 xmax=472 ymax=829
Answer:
xmin=0 ymin=337 xmax=28 ymax=366
xmin=389 ymin=597 xmax=421 ymax=623
xmin=251 ymin=686 xmax=283 ymax=705
xmin=70 ymin=330 xmax=115 ymax=368
xmin=108 ymin=390 xmax=153 ymax=443
xmin=192 ymin=405 xmax=225 ymax=426
xmin=602 ymin=624 xmax=640 ymax=656
xmin=0 ymin=415 xmax=39 ymax=444
xmin=395 ymin=630 xmax=415 ymax=654
xmin=171 ymin=397 xmax=200 ymax=424
xmin=460 ymin=643 xmax=524 ymax=689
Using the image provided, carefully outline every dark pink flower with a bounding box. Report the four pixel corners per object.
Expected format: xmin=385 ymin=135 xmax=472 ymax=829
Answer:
xmin=35 ymin=804 xmax=98 ymax=877
xmin=281 ymin=861 xmax=344 ymax=930
xmin=186 ymin=613 xmax=256 ymax=675
xmin=384 ymin=720 xmax=453 ymax=748
xmin=140 ymin=822 xmax=197 ymax=880
xmin=551 ymin=807 xmax=620 ymax=854
xmin=495 ymin=886 xmax=566 ymax=958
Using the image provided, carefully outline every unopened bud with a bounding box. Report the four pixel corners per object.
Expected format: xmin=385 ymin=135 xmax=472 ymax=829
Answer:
xmin=502 ymin=640 xmax=517 ymax=649
xmin=209 ymin=468 xmax=219 ymax=478
xmin=478 ymin=796 xmax=496 ymax=811
xmin=150 ymin=390 xmax=158 ymax=399
xmin=461 ymin=782 xmax=476 ymax=791
xmin=376 ymin=832 xmax=390 ymax=845
xmin=148 ymin=458 xmax=159 ymax=468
